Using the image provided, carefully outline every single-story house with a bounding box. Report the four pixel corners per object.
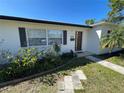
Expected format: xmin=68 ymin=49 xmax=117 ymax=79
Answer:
xmin=0 ymin=15 xmax=121 ymax=54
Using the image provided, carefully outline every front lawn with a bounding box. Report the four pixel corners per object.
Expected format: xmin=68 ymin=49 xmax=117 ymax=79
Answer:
xmin=82 ymin=60 xmax=124 ymax=93
xmin=1 ymin=57 xmax=124 ymax=93
xmin=95 ymin=53 xmax=124 ymax=67
xmin=106 ymin=56 xmax=124 ymax=67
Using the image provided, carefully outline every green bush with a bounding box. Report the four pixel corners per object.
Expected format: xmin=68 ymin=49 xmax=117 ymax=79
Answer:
xmin=0 ymin=50 xmax=13 ymax=64
xmin=42 ymin=44 xmax=62 ymax=70
xmin=0 ymin=48 xmax=43 ymax=82
xmin=53 ymin=43 xmax=61 ymax=55
xmin=61 ymin=50 xmax=77 ymax=59
xmin=13 ymin=48 xmax=43 ymax=67
xmin=43 ymin=54 xmax=62 ymax=69
xmin=0 ymin=45 xmax=73 ymax=83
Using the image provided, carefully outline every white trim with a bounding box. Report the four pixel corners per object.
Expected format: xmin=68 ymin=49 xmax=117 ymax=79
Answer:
xmin=61 ymin=31 xmax=63 ymax=45
xmin=91 ymin=21 xmax=117 ymax=26
xmin=25 ymin=29 xmax=29 ymax=47
xmin=46 ymin=28 xmax=48 ymax=46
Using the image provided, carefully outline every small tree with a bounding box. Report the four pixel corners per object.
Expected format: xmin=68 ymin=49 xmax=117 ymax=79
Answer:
xmin=108 ymin=0 xmax=124 ymax=23
xmin=85 ymin=19 xmax=95 ymax=25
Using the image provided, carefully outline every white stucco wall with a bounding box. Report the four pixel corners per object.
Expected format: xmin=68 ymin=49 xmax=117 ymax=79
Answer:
xmin=0 ymin=19 xmax=121 ymax=55
xmin=61 ymin=30 xmax=75 ymax=52
xmin=83 ymin=26 xmax=101 ymax=54
xmin=84 ymin=25 xmax=122 ymax=54
xmin=0 ymin=19 xmax=90 ymax=54
xmin=0 ymin=21 xmax=20 ymax=53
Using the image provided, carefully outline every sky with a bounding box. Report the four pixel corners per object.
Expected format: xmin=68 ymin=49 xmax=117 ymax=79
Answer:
xmin=0 ymin=0 xmax=110 ymax=25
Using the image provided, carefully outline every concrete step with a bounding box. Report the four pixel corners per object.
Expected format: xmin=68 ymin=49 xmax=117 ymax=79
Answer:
xmin=57 ymin=70 xmax=87 ymax=93
xmin=77 ymin=51 xmax=92 ymax=57
xmin=75 ymin=70 xmax=87 ymax=80
xmin=57 ymin=81 xmax=65 ymax=91
xmin=72 ymin=74 xmax=84 ymax=90
xmin=58 ymin=91 xmax=65 ymax=93
xmin=64 ymin=76 xmax=73 ymax=90
xmin=64 ymin=76 xmax=74 ymax=93
xmin=64 ymin=89 xmax=74 ymax=93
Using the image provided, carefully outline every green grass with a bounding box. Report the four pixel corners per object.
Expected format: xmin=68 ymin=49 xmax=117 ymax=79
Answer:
xmin=95 ymin=54 xmax=124 ymax=67
xmin=107 ymin=56 xmax=124 ymax=67
xmin=1 ymin=57 xmax=124 ymax=93
xmin=72 ymin=58 xmax=124 ymax=93
xmin=82 ymin=62 xmax=124 ymax=93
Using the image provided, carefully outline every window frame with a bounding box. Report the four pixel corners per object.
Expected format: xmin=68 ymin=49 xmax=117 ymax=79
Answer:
xmin=25 ymin=28 xmax=63 ymax=47
xmin=48 ymin=29 xmax=63 ymax=45
xmin=26 ymin=28 xmax=47 ymax=47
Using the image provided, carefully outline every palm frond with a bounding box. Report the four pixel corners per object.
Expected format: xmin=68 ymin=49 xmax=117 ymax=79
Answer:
xmin=100 ymin=26 xmax=124 ymax=53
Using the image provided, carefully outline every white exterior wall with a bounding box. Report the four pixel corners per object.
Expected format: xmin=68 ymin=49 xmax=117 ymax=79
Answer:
xmin=83 ymin=26 xmax=101 ymax=54
xmin=0 ymin=19 xmax=121 ymax=55
xmin=84 ymin=25 xmax=121 ymax=54
xmin=0 ymin=19 xmax=90 ymax=53
xmin=61 ymin=30 xmax=75 ymax=52
xmin=0 ymin=21 xmax=20 ymax=53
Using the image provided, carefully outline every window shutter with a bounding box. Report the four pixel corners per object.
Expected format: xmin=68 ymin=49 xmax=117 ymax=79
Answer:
xmin=18 ymin=27 xmax=27 ymax=47
xmin=63 ymin=30 xmax=67 ymax=45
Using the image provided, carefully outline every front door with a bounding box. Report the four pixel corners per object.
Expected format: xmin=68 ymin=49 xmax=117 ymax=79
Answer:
xmin=75 ymin=31 xmax=82 ymax=51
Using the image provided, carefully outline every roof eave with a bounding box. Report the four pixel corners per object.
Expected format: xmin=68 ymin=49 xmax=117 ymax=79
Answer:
xmin=0 ymin=15 xmax=93 ymax=28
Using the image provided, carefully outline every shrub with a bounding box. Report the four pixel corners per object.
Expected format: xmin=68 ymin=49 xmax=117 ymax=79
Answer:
xmin=13 ymin=48 xmax=42 ymax=67
xmin=53 ymin=43 xmax=61 ymax=55
xmin=61 ymin=50 xmax=77 ymax=59
xmin=42 ymin=44 xmax=62 ymax=70
xmin=0 ymin=50 xmax=13 ymax=64
xmin=44 ymin=43 xmax=61 ymax=57
xmin=43 ymin=54 xmax=62 ymax=69
xmin=0 ymin=45 xmax=73 ymax=83
xmin=0 ymin=48 xmax=44 ymax=81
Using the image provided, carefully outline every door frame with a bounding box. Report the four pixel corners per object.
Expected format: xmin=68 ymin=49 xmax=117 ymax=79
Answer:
xmin=75 ymin=31 xmax=83 ymax=51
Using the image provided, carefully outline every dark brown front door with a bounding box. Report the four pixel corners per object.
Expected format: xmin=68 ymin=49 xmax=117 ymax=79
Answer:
xmin=75 ymin=31 xmax=82 ymax=51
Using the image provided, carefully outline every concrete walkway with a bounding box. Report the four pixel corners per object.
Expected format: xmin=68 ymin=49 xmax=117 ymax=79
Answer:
xmin=72 ymin=74 xmax=83 ymax=90
xmin=77 ymin=51 xmax=93 ymax=57
xmin=86 ymin=56 xmax=124 ymax=75
xmin=75 ymin=70 xmax=87 ymax=80
xmin=57 ymin=70 xmax=87 ymax=93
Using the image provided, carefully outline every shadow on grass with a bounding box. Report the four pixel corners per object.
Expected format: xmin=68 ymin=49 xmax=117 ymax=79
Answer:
xmin=0 ymin=57 xmax=93 ymax=88
xmin=93 ymin=49 xmax=124 ymax=60
xmin=28 ymin=57 xmax=92 ymax=85
xmin=1 ymin=50 xmax=124 ymax=89
xmin=5 ymin=50 xmax=124 ymax=88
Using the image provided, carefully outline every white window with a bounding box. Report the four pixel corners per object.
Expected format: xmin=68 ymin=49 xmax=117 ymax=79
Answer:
xmin=48 ymin=30 xmax=63 ymax=45
xmin=27 ymin=29 xmax=47 ymax=46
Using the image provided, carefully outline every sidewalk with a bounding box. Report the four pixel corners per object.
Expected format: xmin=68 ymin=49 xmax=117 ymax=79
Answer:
xmin=86 ymin=56 xmax=124 ymax=75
